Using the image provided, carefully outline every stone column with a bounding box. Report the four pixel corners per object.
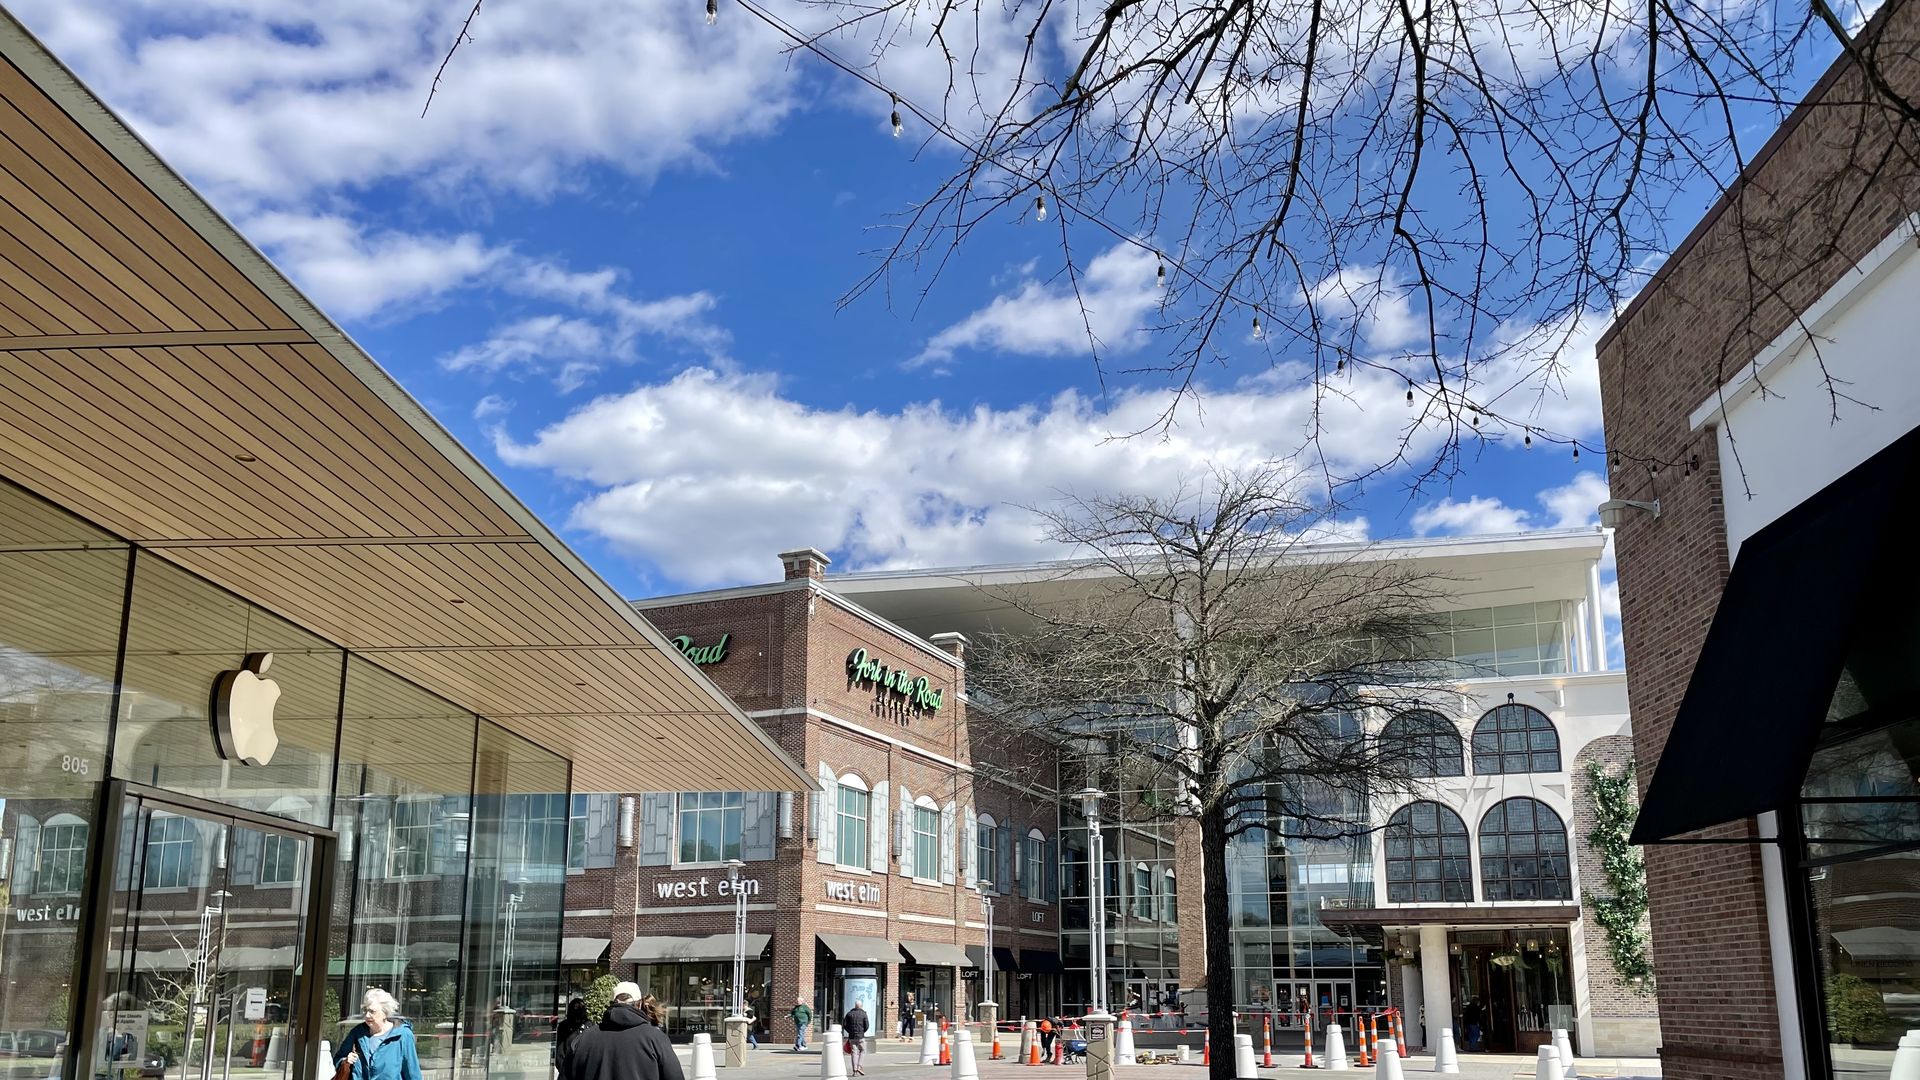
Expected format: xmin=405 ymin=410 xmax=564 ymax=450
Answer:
xmin=1083 ymin=1011 xmax=1115 ymax=1080
xmin=1400 ymin=957 xmax=1426 ymax=1050
xmin=723 ymin=1016 xmax=750 ymax=1068
xmin=1419 ymin=925 xmax=1453 ymax=1050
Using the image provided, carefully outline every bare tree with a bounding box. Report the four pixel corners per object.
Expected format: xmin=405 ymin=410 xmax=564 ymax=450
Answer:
xmin=966 ymin=466 xmax=1462 ymax=1080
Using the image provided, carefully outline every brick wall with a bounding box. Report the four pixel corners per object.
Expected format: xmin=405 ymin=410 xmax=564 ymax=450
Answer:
xmin=1595 ymin=1 xmax=1920 ymax=1073
xmin=1569 ymin=736 xmax=1660 ymax=1053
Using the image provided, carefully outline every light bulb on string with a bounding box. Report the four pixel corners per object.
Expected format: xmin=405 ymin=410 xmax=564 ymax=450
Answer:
xmin=1523 ymin=429 xmax=1533 ymax=449
xmin=890 ymin=97 xmax=903 ymax=138
xmin=1156 ymin=261 xmax=1165 ymax=288
xmin=705 ymin=0 xmax=717 ymax=23
xmin=1252 ymin=314 xmax=1264 ymax=341
xmin=1406 ymin=381 xmax=1414 ymax=406
xmin=1572 ymin=445 xmax=1580 ymax=462
xmin=1033 ymin=194 xmax=1048 ymax=222
xmin=1336 ymin=358 xmax=1345 ymax=372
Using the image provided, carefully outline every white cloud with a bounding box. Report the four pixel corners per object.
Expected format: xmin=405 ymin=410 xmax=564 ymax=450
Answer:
xmin=244 ymin=212 xmax=506 ymax=320
xmin=912 ymin=244 xmax=1164 ymax=369
xmin=1412 ymin=470 xmax=1610 ymax=538
xmin=1411 ymin=497 xmax=1532 ymax=537
xmin=472 ymin=395 xmax=512 ymax=421
xmin=1303 ymin=266 xmax=1421 ymax=351
xmin=11 ymin=0 xmax=801 ymax=208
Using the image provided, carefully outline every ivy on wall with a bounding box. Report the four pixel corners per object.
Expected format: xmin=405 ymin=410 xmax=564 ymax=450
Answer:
xmin=1584 ymin=760 xmax=1656 ymax=994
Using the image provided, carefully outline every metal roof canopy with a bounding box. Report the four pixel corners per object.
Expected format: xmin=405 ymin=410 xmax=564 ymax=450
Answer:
xmin=0 ymin=13 xmax=807 ymax=797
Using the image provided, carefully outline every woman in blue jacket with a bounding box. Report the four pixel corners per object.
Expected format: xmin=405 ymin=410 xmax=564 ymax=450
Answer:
xmin=337 ymin=989 xmax=424 ymax=1080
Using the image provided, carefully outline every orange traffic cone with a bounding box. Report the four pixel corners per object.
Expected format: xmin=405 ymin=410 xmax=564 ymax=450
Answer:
xmin=1300 ymin=1016 xmax=1316 ymax=1069
xmin=1368 ymin=1014 xmax=1380 ymax=1065
xmin=1202 ymin=1032 xmax=1211 ymax=1066
xmin=1354 ymin=1015 xmax=1370 ymax=1067
xmin=1028 ymin=1037 xmax=1043 ymax=1066
xmin=1263 ymin=1016 xmax=1274 ymax=1069
xmin=993 ymin=1030 xmax=1003 ymax=1061
xmin=1392 ymin=1011 xmax=1408 ymax=1058
xmin=940 ymin=1032 xmax=951 ymax=1066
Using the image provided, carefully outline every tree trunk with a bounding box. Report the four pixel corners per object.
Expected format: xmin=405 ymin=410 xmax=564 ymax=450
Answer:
xmin=1201 ymin=798 xmax=1237 ymax=1080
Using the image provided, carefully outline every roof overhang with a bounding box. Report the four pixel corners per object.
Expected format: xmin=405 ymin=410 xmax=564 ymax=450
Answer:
xmin=0 ymin=12 xmax=808 ymax=795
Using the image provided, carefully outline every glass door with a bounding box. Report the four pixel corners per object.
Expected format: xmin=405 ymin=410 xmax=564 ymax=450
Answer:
xmin=88 ymin=790 xmax=323 ymax=1080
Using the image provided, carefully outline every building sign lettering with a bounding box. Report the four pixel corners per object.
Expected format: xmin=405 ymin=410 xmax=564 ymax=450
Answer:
xmin=14 ymin=902 xmax=81 ymax=923
xmin=846 ymin=648 xmax=945 ymax=716
xmin=654 ymin=875 xmax=761 ymax=901
xmin=672 ymin=634 xmax=731 ymax=666
xmin=823 ymin=879 xmax=882 ymax=904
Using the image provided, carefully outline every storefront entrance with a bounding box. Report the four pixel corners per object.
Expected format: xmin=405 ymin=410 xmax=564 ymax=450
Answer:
xmin=86 ymin=785 xmax=333 ymax=1080
xmin=1446 ymin=930 xmax=1574 ymax=1056
xmin=1273 ymin=980 xmax=1353 ymax=1036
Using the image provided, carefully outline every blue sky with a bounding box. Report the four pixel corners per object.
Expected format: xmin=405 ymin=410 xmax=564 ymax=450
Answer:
xmin=16 ymin=0 xmax=1628 ymax=613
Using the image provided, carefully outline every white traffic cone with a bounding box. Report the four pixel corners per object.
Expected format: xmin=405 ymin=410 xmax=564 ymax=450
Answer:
xmin=1891 ymin=1030 xmax=1920 ymax=1080
xmin=1431 ymin=1029 xmax=1459 ymax=1074
xmin=1551 ymin=1030 xmax=1574 ymax=1078
xmin=1117 ymin=1020 xmax=1137 ymax=1066
xmin=952 ymin=1028 xmax=980 ymax=1080
xmin=1326 ymin=1024 xmax=1350 ymax=1071
xmin=1532 ymin=1046 xmax=1560 ymax=1080
xmin=1373 ymin=1038 xmax=1403 ymax=1080
xmin=820 ymin=1030 xmax=847 ymax=1080
xmin=920 ymin=1021 xmax=942 ymax=1065
xmin=1234 ymin=1033 xmax=1257 ymax=1079
xmin=692 ymin=1034 xmax=718 ymax=1080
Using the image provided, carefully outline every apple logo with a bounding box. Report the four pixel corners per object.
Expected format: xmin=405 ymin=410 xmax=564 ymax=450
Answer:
xmin=211 ymin=652 xmax=281 ymax=766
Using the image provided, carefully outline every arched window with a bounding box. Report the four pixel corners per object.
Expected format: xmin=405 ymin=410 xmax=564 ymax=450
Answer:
xmin=1380 ymin=711 xmax=1465 ymax=777
xmin=977 ymin=814 xmax=997 ymax=891
xmin=1384 ymin=801 xmax=1472 ymax=903
xmin=1479 ymin=798 xmax=1571 ymax=900
xmin=834 ymin=773 xmax=870 ymax=868
xmin=1023 ymin=828 xmax=1046 ymax=900
xmin=38 ymin=814 xmax=88 ymax=894
xmin=912 ymin=795 xmax=940 ymax=880
xmin=1470 ymin=704 xmax=1561 ymax=774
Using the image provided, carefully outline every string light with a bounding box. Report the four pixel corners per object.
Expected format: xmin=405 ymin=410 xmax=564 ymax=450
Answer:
xmin=1612 ymin=453 xmax=1620 ymax=469
xmin=1156 ymin=261 xmax=1165 ymax=288
xmin=1336 ymin=358 xmax=1345 ymax=372
xmin=705 ymin=0 xmax=717 ymax=23
xmin=890 ymin=96 xmax=903 ymax=138
xmin=1252 ymin=314 xmax=1264 ymax=341
xmin=1524 ymin=429 xmax=1533 ymax=449
xmin=1572 ymin=445 xmax=1579 ymax=462
xmin=1406 ymin=381 xmax=1414 ymax=406
xmin=1034 ymin=194 xmax=1048 ymax=222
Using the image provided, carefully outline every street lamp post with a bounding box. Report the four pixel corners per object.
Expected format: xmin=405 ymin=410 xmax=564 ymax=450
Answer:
xmin=979 ymin=882 xmax=996 ymax=1042
xmin=723 ymin=859 xmax=750 ymax=1068
xmin=1075 ymin=789 xmax=1113 ymax=1080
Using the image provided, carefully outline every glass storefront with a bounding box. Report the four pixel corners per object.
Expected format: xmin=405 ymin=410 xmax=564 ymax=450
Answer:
xmin=0 ymin=477 xmax=578 ymax=1080
xmin=632 ymin=961 xmax=772 ymax=1039
xmin=1446 ymin=928 xmax=1575 ymax=1055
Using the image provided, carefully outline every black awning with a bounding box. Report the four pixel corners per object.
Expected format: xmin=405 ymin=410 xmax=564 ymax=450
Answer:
xmin=1019 ymin=949 xmax=1064 ymax=974
xmin=1631 ymin=424 xmax=1920 ymax=844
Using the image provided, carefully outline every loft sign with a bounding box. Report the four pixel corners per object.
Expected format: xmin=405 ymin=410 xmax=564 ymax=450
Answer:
xmin=824 ymin=879 xmax=882 ymax=904
xmin=672 ymin=634 xmax=730 ymax=666
xmin=846 ymin=648 xmax=945 ymax=715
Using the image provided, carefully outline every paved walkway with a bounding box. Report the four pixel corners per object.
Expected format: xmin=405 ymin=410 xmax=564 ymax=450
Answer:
xmin=665 ymin=1041 xmax=1661 ymax=1080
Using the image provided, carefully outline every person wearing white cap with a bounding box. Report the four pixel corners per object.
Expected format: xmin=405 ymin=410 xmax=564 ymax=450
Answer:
xmin=562 ymin=982 xmax=683 ymax=1080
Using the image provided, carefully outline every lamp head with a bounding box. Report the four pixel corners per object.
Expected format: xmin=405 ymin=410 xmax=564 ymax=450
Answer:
xmin=1596 ymin=498 xmax=1660 ymax=528
xmin=725 ymin=858 xmax=744 ymax=881
xmin=1074 ymin=787 xmax=1106 ymax=820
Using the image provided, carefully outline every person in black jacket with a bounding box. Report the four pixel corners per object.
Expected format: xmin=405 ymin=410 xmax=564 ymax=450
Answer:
xmin=842 ymin=1002 xmax=870 ymax=1076
xmin=554 ymin=998 xmax=591 ymax=1076
xmin=564 ymin=984 xmax=684 ymax=1080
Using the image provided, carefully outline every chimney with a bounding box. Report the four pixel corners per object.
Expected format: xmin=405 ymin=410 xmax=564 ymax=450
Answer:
xmin=778 ymin=547 xmax=832 ymax=581
xmin=929 ymin=632 xmax=969 ymax=660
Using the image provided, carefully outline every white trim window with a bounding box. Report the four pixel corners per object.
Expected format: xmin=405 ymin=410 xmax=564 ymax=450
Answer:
xmin=1023 ymin=829 xmax=1046 ymax=900
xmin=678 ymin=792 xmax=745 ymax=865
xmin=389 ymin=799 xmax=435 ymax=878
xmin=260 ymin=833 xmax=301 ymax=886
xmin=836 ymin=780 xmax=871 ymax=869
xmin=976 ymin=814 xmax=997 ymax=888
xmin=569 ymin=793 xmax=590 ymax=870
xmin=913 ymin=799 xmax=940 ymax=880
xmin=143 ymin=814 xmax=197 ymax=889
xmin=1133 ymin=862 xmax=1154 ymax=919
xmin=37 ymin=816 xmax=87 ymax=894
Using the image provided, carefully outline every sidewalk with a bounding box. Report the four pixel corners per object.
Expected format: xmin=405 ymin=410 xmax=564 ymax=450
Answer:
xmin=667 ymin=1041 xmax=1662 ymax=1080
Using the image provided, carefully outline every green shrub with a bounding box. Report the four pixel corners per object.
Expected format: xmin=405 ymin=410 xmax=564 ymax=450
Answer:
xmin=1827 ymin=973 xmax=1891 ymax=1045
xmin=584 ymin=975 xmax=619 ymax=1024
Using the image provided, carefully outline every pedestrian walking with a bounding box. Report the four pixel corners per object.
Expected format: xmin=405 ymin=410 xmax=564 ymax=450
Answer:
xmin=842 ymin=1001 xmax=870 ymax=1076
xmin=554 ymin=998 xmax=591 ymax=1079
xmin=790 ymin=997 xmax=813 ymax=1052
xmin=336 ymin=989 xmax=424 ymax=1080
xmin=563 ymin=982 xmax=684 ymax=1080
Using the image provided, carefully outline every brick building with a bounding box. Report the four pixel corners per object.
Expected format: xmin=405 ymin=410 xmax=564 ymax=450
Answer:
xmin=1595 ymin=0 xmax=1920 ymax=1075
xmin=568 ymin=532 xmax=1659 ymax=1056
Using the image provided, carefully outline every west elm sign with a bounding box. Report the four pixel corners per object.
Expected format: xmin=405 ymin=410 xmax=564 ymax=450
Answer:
xmin=652 ymin=874 xmax=762 ymax=901
xmin=824 ymin=879 xmax=881 ymax=905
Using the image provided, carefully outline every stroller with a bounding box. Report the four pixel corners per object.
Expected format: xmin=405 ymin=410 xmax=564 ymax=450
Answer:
xmin=1062 ymin=1038 xmax=1089 ymax=1064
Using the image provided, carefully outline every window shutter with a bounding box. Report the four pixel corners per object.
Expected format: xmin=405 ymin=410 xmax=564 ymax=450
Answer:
xmin=741 ymin=792 xmax=778 ymax=862
xmin=1045 ymin=836 xmax=1059 ymax=901
xmin=939 ymin=801 xmax=957 ymax=885
xmin=963 ymin=805 xmax=977 ymax=889
xmin=639 ymin=793 xmax=674 ymax=867
xmin=815 ymin=765 xmax=837 ymax=866
xmin=869 ymin=781 xmax=889 ymax=872
xmin=14 ymin=815 xmax=39 ymax=898
xmin=897 ymin=787 xmax=914 ymax=877
xmin=996 ymin=826 xmax=1012 ymax=895
xmin=586 ymin=795 xmax=618 ymax=869
xmin=230 ymin=827 xmax=263 ymax=887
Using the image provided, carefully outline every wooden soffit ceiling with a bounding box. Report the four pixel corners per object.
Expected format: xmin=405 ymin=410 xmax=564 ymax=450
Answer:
xmin=0 ymin=12 xmax=808 ymax=796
